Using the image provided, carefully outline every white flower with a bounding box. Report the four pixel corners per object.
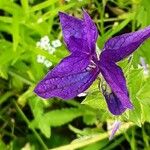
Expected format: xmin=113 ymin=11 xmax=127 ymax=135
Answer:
xmin=37 ymin=55 xmax=45 ymax=63
xmin=36 ymin=35 xmax=51 ymax=51
xmin=36 ymin=36 xmax=61 ymax=54
xmin=44 ymin=60 xmax=53 ymax=68
xmin=41 ymin=36 xmax=49 ymax=43
xmin=48 ymin=46 xmax=56 ymax=54
xmin=51 ymin=39 xmax=62 ymax=48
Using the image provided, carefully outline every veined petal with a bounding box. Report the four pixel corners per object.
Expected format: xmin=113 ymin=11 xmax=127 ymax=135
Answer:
xmin=99 ymin=60 xmax=133 ymax=115
xmin=83 ymin=10 xmax=98 ymax=51
xmin=101 ymin=26 xmax=150 ymax=62
xmin=59 ymin=11 xmax=98 ymax=55
xmin=34 ymin=54 xmax=99 ymax=99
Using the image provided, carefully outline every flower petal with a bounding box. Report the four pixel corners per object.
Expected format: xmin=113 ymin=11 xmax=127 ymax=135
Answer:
xmin=109 ymin=120 xmax=121 ymax=140
xmin=99 ymin=60 xmax=133 ymax=115
xmin=59 ymin=11 xmax=98 ymax=55
xmin=34 ymin=53 xmax=99 ymax=99
xmin=101 ymin=26 xmax=150 ymax=62
xmin=102 ymin=89 xmax=126 ymax=115
xmin=83 ymin=10 xmax=98 ymax=51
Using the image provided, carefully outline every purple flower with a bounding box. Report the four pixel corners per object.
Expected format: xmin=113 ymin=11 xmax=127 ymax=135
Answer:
xmin=109 ymin=121 xmax=121 ymax=140
xmin=34 ymin=10 xmax=150 ymax=115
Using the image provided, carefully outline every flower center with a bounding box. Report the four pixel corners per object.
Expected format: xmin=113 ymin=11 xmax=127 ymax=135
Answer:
xmin=86 ymin=60 xmax=97 ymax=71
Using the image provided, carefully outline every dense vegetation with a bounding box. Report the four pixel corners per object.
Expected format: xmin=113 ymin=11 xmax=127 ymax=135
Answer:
xmin=0 ymin=0 xmax=150 ymax=149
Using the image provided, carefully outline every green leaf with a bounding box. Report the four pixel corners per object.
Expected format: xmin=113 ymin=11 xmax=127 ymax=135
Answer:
xmin=29 ymin=106 xmax=84 ymax=138
xmin=137 ymin=78 xmax=150 ymax=105
xmin=141 ymin=104 xmax=150 ymax=123
xmin=0 ymin=140 xmax=7 ymax=149
xmin=83 ymin=114 xmax=97 ymax=125
xmin=40 ymin=108 xmax=83 ymax=127
xmin=128 ymin=68 xmax=143 ymax=126
xmin=0 ymin=65 xmax=8 ymax=79
xmin=82 ymin=90 xmax=106 ymax=111
xmin=39 ymin=123 xmax=51 ymax=138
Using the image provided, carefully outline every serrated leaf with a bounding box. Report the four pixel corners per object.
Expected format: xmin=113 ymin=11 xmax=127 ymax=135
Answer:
xmin=82 ymin=90 xmax=107 ymax=111
xmin=28 ymin=97 xmax=45 ymax=117
xmin=82 ymin=80 xmax=107 ymax=111
xmin=128 ymin=68 xmax=143 ymax=126
xmin=137 ymin=78 xmax=150 ymax=105
xmin=141 ymin=103 xmax=150 ymax=123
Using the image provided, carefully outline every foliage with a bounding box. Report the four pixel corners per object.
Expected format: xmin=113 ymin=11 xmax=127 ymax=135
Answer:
xmin=0 ymin=0 xmax=150 ymax=149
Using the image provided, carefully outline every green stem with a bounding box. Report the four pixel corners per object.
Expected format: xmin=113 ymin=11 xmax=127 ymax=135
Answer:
xmin=0 ymin=91 xmax=14 ymax=105
xmin=14 ymin=101 xmax=48 ymax=150
xmin=100 ymin=1 xmax=105 ymax=35
xmin=132 ymin=2 xmax=138 ymax=31
xmin=8 ymin=70 xmax=34 ymax=85
xmin=51 ymin=123 xmax=133 ymax=150
xmin=96 ymin=17 xmax=125 ymax=23
xmin=51 ymin=133 xmax=108 ymax=150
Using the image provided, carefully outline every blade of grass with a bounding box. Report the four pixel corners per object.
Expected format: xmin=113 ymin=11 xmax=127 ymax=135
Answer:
xmin=12 ymin=12 xmax=20 ymax=52
xmin=30 ymin=0 xmax=58 ymax=12
xmin=14 ymin=101 xmax=48 ymax=150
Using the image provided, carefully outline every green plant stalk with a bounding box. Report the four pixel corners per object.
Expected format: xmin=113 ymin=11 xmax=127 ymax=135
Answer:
xmin=8 ymin=70 xmax=34 ymax=85
xmin=14 ymin=101 xmax=48 ymax=150
xmin=0 ymin=91 xmax=14 ymax=105
xmin=96 ymin=1 xmax=105 ymax=35
xmin=51 ymin=133 xmax=108 ymax=150
xmin=132 ymin=1 xmax=138 ymax=31
xmin=51 ymin=122 xmax=133 ymax=150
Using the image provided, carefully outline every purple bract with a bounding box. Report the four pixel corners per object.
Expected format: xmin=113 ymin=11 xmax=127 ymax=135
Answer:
xmin=34 ymin=10 xmax=150 ymax=115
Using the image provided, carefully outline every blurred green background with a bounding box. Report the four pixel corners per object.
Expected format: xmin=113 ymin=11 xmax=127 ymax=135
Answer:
xmin=0 ymin=0 xmax=150 ymax=149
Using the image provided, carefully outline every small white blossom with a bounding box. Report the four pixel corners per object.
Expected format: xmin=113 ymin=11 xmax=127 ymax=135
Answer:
xmin=36 ymin=35 xmax=51 ymax=51
xmin=48 ymin=46 xmax=56 ymax=54
xmin=51 ymin=39 xmax=62 ymax=48
xmin=44 ymin=60 xmax=53 ymax=68
xmin=41 ymin=36 xmax=50 ymax=43
xmin=36 ymin=36 xmax=61 ymax=55
xmin=37 ymin=55 xmax=45 ymax=63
